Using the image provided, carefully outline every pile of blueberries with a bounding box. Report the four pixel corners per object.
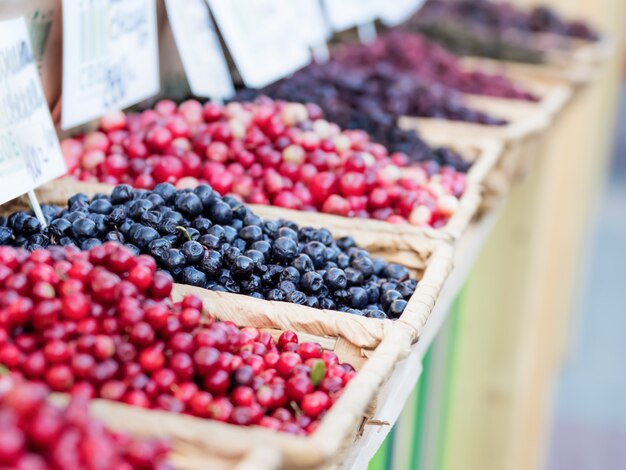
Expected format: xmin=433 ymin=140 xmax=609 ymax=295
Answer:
xmin=0 ymin=183 xmax=417 ymax=319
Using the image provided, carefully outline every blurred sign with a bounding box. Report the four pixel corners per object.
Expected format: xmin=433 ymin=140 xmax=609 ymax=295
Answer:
xmin=61 ymin=0 xmax=160 ymax=129
xmin=321 ymin=0 xmax=378 ymax=31
xmin=207 ymin=0 xmax=311 ymax=89
xmin=375 ymin=0 xmax=425 ymax=26
xmin=165 ymin=0 xmax=234 ymax=101
xmin=0 ymin=18 xmax=66 ymax=205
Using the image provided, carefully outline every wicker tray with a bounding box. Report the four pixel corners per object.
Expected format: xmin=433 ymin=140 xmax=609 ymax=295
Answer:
xmin=33 ymin=137 xmax=500 ymax=246
xmin=399 ymin=69 xmax=572 ymax=188
xmin=58 ymin=296 xmax=415 ymax=470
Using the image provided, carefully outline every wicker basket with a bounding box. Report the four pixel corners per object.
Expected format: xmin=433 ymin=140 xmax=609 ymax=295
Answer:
xmin=63 ymin=299 xmax=415 ymax=470
xmin=399 ymin=69 xmax=572 ymax=191
xmin=32 ymin=137 xmax=500 ymax=246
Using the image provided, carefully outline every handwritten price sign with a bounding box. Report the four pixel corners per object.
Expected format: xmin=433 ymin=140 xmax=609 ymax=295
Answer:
xmin=0 ymin=18 xmax=66 ymax=206
xmin=61 ymin=0 xmax=160 ymax=129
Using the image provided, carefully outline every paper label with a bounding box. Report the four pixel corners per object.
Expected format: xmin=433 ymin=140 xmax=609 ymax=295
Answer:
xmin=207 ymin=0 xmax=311 ymax=89
xmin=165 ymin=0 xmax=234 ymax=100
xmin=290 ymin=0 xmax=331 ymax=47
xmin=376 ymin=0 xmax=425 ymax=26
xmin=321 ymin=0 xmax=378 ymax=31
xmin=61 ymin=0 xmax=160 ymax=129
xmin=0 ymin=18 xmax=66 ymax=205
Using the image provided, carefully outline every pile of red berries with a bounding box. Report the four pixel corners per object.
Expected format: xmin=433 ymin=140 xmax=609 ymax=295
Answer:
xmin=61 ymin=99 xmax=465 ymax=227
xmin=0 ymin=377 xmax=171 ymax=469
xmin=332 ymin=31 xmax=538 ymax=101
xmin=0 ymin=244 xmax=354 ymax=435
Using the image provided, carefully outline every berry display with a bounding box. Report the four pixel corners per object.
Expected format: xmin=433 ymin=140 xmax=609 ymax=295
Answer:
xmin=0 ymin=376 xmax=171 ymax=469
xmin=331 ymin=31 xmax=538 ymax=101
xmin=236 ymin=62 xmax=505 ymax=162
xmin=409 ymin=0 xmax=599 ymax=43
xmin=0 ymin=244 xmax=355 ymax=435
xmin=61 ymin=99 xmax=466 ymax=226
xmin=0 ymin=186 xmax=418 ymax=318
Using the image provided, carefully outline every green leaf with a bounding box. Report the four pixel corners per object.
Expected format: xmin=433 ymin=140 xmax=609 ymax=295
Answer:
xmin=310 ymin=359 xmax=326 ymax=387
xmin=176 ymin=226 xmax=192 ymax=242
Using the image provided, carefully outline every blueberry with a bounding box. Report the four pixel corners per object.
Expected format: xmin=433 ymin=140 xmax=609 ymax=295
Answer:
xmin=262 ymin=220 xmax=279 ymax=237
xmin=72 ymin=218 xmax=97 ymax=238
xmin=333 ymin=289 xmax=350 ymax=305
xmin=68 ymin=193 xmax=90 ymax=207
xmin=132 ymin=226 xmax=160 ymax=250
xmin=182 ymin=266 xmax=207 ymax=287
xmin=300 ymin=271 xmax=324 ymax=294
xmin=306 ymin=296 xmax=320 ymax=309
xmin=161 ymin=248 xmax=186 ymax=277
xmin=200 ymin=250 xmax=222 ymax=278
xmin=397 ymin=279 xmax=417 ymax=297
xmin=244 ymin=249 xmax=265 ymax=268
xmin=49 ymin=218 xmax=72 ymax=238
xmin=277 ymin=227 xmax=298 ymax=242
xmin=292 ymin=254 xmax=314 ymax=273
xmin=351 ymin=256 xmax=375 ymax=278
xmin=232 ymin=238 xmax=247 ymax=252
xmin=88 ymin=199 xmax=113 ymax=215
xmin=249 ymin=292 xmax=264 ymax=299
xmin=272 ymin=237 xmax=298 ymax=261
xmin=192 ymin=217 xmax=212 ymax=232
xmin=140 ymin=211 xmax=162 ymax=229
xmin=365 ymin=309 xmax=387 ymax=319
xmin=243 ymin=214 xmax=263 ymax=227
xmin=193 ymin=184 xmax=215 ymax=207
xmin=104 ymin=231 xmax=124 ymax=243
xmin=239 ymin=225 xmax=263 ymax=244
xmin=181 ymin=241 xmax=205 ymax=265
xmin=303 ymin=241 xmax=326 ymax=268
xmin=324 ymin=268 xmax=347 ymax=291
xmin=196 ymin=233 xmax=217 ymax=251
xmin=209 ymin=201 xmax=233 ymax=225
xmin=0 ymin=227 xmax=13 ymax=245
xmin=223 ymin=247 xmax=242 ymax=266
xmin=80 ymin=238 xmax=102 ymax=250
xmin=382 ymin=290 xmax=403 ymax=310
xmin=105 ymin=206 xmax=127 ymax=226
xmin=320 ymin=297 xmax=336 ymax=310
xmin=344 ymin=267 xmax=364 ymax=286
xmin=383 ymin=264 xmax=410 ymax=281
xmin=125 ymin=244 xmax=141 ymax=256
xmin=365 ymin=284 xmax=380 ymax=303
xmin=146 ymin=193 xmax=165 ymax=208
xmin=21 ymin=216 xmax=41 ymax=235
xmin=240 ymin=272 xmax=261 ymax=291
xmin=250 ymin=240 xmax=271 ymax=260
xmin=287 ymin=290 xmax=307 ymax=305
xmin=280 ymin=266 xmax=301 ymax=284
xmin=232 ymin=255 xmax=254 ymax=278
xmin=336 ymin=236 xmax=356 ymax=251
xmin=208 ymin=225 xmax=225 ymax=241
xmin=279 ymin=280 xmax=297 ymax=295
xmin=149 ymin=183 xmax=174 ymax=204
xmin=223 ymin=226 xmax=238 ymax=244
xmin=388 ymin=299 xmax=408 ymax=318
xmin=174 ymin=193 xmax=202 ymax=219
xmin=266 ymin=289 xmax=285 ymax=301
xmin=337 ymin=253 xmax=350 ymax=269
xmin=349 ymin=287 xmax=368 ymax=309
xmin=218 ymin=270 xmax=240 ymax=293
xmin=110 ymin=185 xmax=134 ymax=204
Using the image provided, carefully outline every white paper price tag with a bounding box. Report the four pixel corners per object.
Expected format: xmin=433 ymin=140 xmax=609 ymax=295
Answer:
xmin=0 ymin=18 xmax=66 ymax=206
xmin=61 ymin=0 xmax=160 ymax=129
xmin=207 ymin=0 xmax=311 ymax=89
xmin=291 ymin=0 xmax=331 ymax=48
xmin=165 ymin=0 xmax=234 ymax=101
xmin=377 ymin=0 xmax=425 ymax=26
xmin=321 ymin=0 xmax=378 ymax=32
